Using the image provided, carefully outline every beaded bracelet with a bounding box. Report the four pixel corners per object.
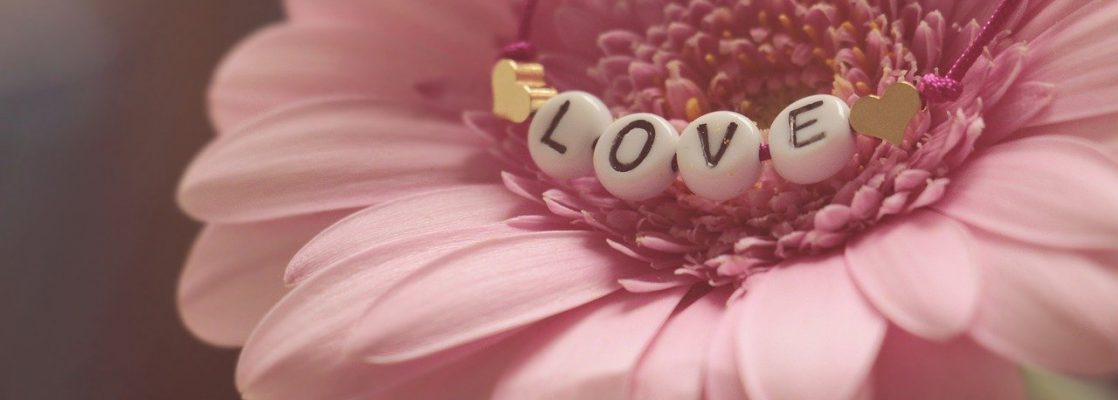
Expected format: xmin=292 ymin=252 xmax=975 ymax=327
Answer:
xmin=493 ymin=0 xmax=1019 ymax=202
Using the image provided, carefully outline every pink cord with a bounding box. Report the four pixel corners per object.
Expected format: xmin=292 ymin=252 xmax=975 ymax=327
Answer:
xmin=918 ymin=0 xmax=1021 ymax=102
xmin=500 ymin=0 xmax=541 ymax=61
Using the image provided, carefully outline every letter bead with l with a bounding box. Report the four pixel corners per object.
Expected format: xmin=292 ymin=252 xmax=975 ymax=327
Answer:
xmin=527 ymin=91 xmax=614 ymax=179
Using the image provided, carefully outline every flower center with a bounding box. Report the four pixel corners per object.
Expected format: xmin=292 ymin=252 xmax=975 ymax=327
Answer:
xmin=494 ymin=0 xmax=995 ymax=287
xmin=598 ymin=3 xmax=846 ymax=128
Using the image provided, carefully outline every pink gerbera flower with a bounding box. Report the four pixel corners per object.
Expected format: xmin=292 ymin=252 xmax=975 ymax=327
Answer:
xmin=177 ymin=0 xmax=1118 ymax=398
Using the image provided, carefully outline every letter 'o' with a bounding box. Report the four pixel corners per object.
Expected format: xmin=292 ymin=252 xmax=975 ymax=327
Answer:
xmin=593 ymin=113 xmax=679 ymax=201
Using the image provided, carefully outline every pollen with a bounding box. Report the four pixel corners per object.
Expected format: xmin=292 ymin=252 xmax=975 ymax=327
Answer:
xmin=852 ymin=47 xmax=868 ymax=69
xmin=685 ymin=97 xmax=704 ymax=121
xmin=813 ymin=47 xmax=828 ymax=61
xmin=855 ymin=81 xmax=872 ymax=95
xmin=738 ymin=100 xmax=753 ymax=113
xmin=778 ymin=14 xmax=794 ymax=33
xmin=803 ymin=25 xmax=821 ymax=45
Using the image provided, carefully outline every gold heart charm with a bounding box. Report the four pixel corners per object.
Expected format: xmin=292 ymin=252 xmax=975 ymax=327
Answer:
xmin=491 ymin=59 xmax=557 ymax=123
xmin=850 ymin=82 xmax=921 ymax=145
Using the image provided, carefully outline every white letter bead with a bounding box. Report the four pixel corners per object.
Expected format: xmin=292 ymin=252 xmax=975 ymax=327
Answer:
xmin=593 ymin=113 xmax=679 ymax=201
xmin=528 ymin=91 xmax=614 ymax=179
xmin=677 ymin=111 xmax=762 ymax=202
xmin=768 ymin=94 xmax=855 ymax=184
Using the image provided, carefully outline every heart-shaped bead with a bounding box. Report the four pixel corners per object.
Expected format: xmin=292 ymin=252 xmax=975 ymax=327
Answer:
xmin=850 ymin=82 xmax=921 ymax=145
xmin=491 ymin=59 xmax=557 ymax=123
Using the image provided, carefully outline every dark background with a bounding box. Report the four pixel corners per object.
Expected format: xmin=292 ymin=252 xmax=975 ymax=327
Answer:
xmin=1 ymin=1 xmax=279 ymax=398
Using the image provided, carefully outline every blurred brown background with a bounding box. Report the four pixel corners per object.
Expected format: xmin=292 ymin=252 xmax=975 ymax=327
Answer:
xmin=1 ymin=1 xmax=279 ymax=398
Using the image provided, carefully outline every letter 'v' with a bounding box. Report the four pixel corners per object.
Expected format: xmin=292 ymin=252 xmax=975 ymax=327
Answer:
xmin=696 ymin=122 xmax=738 ymax=167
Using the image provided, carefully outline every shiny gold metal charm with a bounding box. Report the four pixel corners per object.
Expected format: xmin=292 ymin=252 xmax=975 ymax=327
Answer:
xmin=850 ymin=82 xmax=921 ymax=145
xmin=491 ymin=59 xmax=556 ymax=123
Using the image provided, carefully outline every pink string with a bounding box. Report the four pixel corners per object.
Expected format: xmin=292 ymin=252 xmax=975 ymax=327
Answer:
xmin=918 ymin=0 xmax=1021 ymax=102
xmin=759 ymin=144 xmax=771 ymax=161
xmin=500 ymin=0 xmax=541 ymax=61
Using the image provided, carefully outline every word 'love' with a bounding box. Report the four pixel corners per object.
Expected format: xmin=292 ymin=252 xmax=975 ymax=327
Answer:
xmin=529 ymin=92 xmax=856 ymax=201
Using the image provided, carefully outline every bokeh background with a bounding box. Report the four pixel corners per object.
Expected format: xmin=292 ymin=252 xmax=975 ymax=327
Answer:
xmin=1 ymin=1 xmax=278 ymax=398
xmin=1 ymin=1 xmax=1116 ymax=399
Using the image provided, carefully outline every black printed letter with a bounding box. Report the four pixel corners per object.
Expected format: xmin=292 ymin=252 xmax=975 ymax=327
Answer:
xmin=788 ymin=100 xmax=825 ymax=148
xmin=540 ymin=100 xmax=571 ymax=153
xmin=697 ymin=122 xmax=738 ymax=167
xmin=609 ymin=119 xmax=656 ymax=172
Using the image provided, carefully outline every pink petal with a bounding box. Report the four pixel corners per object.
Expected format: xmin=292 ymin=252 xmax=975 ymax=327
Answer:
xmin=237 ymin=224 xmax=524 ymax=399
xmin=617 ymin=271 xmax=701 ymax=293
xmin=874 ymin=328 xmax=1025 ymax=400
xmin=209 ymin=21 xmax=498 ymax=132
xmin=348 ymin=231 xmax=648 ymax=363
xmin=737 ymin=255 xmax=887 ymax=400
xmin=284 ymin=0 xmax=514 ymax=38
xmin=704 ymin=299 xmax=751 ymax=400
xmin=286 ymin=185 xmax=541 ymax=284
xmin=491 ymin=290 xmax=687 ymax=400
xmin=177 ymin=210 xmax=348 ymax=346
xmin=969 ymin=231 xmax=1118 ymax=375
xmin=979 ymin=81 xmax=1055 ymax=145
xmin=367 ymin=335 xmax=530 ymax=400
xmin=179 ymin=98 xmax=498 ymax=223
xmin=1022 ymin=1 xmax=1118 ymax=126
xmin=1012 ymin=0 xmax=1095 ymax=41
xmin=631 ymin=290 xmax=730 ymax=400
xmin=845 ymin=210 xmax=980 ymax=341
xmin=1015 ymin=111 xmax=1118 ymax=161
xmin=932 ymin=135 xmax=1118 ymax=249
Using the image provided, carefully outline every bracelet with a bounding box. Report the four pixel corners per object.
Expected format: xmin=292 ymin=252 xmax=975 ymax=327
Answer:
xmin=528 ymin=90 xmax=864 ymax=201
xmin=493 ymin=0 xmax=1020 ymax=203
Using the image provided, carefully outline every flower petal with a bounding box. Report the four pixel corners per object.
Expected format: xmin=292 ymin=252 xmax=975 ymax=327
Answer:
xmin=969 ymin=231 xmax=1118 ymax=375
xmin=286 ymin=185 xmax=541 ymax=284
xmin=176 ymin=210 xmax=348 ymax=346
xmin=1021 ymin=0 xmax=1118 ymax=125
xmin=630 ymin=289 xmax=730 ymax=400
xmin=932 ymin=135 xmax=1118 ymax=249
xmin=1013 ymin=0 xmax=1095 ymax=42
xmin=179 ymin=98 xmax=498 ymax=223
xmin=366 ymin=335 xmax=529 ymax=400
xmin=284 ymin=0 xmax=514 ymax=37
xmin=617 ymin=271 xmax=701 ymax=293
xmin=845 ymin=210 xmax=980 ymax=341
xmin=491 ymin=290 xmax=686 ymax=400
xmin=979 ymin=81 xmax=1055 ymax=145
xmin=209 ymin=21 xmax=497 ymax=132
xmin=703 ymin=299 xmax=751 ymax=400
xmin=348 ymin=230 xmax=647 ymax=363
xmin=737 ymin=255 xmax=887 ymax=400
xmin=237 ymin=224 xmax=524 ymax=399
xmin=874 ymin=328 xmax=1025 ymax=400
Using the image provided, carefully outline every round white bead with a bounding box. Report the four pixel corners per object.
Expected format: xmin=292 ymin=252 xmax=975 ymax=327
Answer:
xmin=768 ymin=94 xmax=855 ymax=184
xmin=528 ymin=91 xmax=614 ymax=179
xmin=593 ymin=113 xmax=679 ymax=201
xmin=676 ymin=111 xmax=762 ymax=201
